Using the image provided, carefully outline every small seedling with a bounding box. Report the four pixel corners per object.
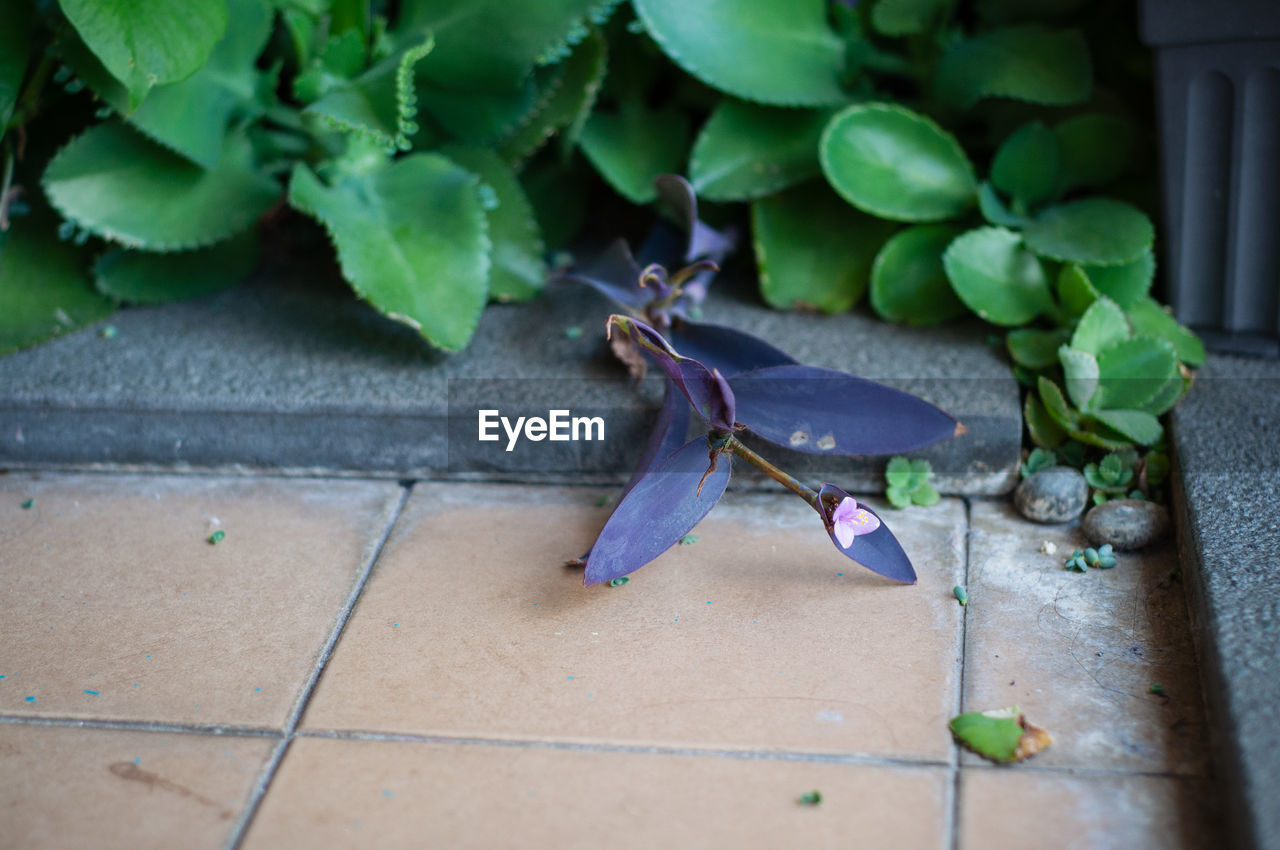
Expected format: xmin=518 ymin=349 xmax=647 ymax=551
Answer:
xmin=608 ymin=577 xmax=629 ymax=587
xmin=207 ymin=530 xmax=225 ymax=545
xmin=1065 ymin=550 xmax=1088 ymax=572
xmin=953 ymin=585 xmax=968 ymax=606
xmin=1084 ymin=452 xmax=1136 ymax=495
xmin=21 ymin=498 xmax=34 ymax=509
xmin=679 ymin=535 xmax=699 ymax=545
xmin=1019 ymin=448 xmax=1056 ymax=479
xmin=797 ymin=790 xmax=822 ymax=806
xmin=885 ymin=457 xmax=940 ymax=508
xmin=1084 ymin=544 xmax=1116 ymax=569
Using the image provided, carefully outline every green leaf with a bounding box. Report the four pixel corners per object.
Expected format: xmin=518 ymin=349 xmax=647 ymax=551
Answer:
xmin=935 ymin=25 xmax=1091 ymax=109
xmin=949 ymin=709 xmax=1025 ymax=763
xmin=633 ymin=0 xmax=846 ymax=106
xmin=911 ymin=483 xmax=941 ymax=507
xmin=907 ymin=458 xmax=933 ymax=490
xmin=943 ymin=227 xmax=1051 ymax=325
xmin=977 ymin=182 xmax=1028 ymax=228
xmin=495 ymin=28 xmax=607 ymax=164
xmin=1137 ymin=373 xmax=1186 ymax=417
xmin=1023 ymin=199 xmax=1154 ymax=267
xmin=1055 ymin=263 xmax=1098 ymax=318
xmin=0 ymin=210 xmax=115 ymax=355
xmin=442 ymin=146 xmax=546 ymax=303
xmin=991 ymin=121 xmax=1059 ymax=210
xmin=1081 ymin=248 xmax=1154 ymax=309
xmin=418 ymin=81 xmax=536 ymax=148
xmin=886 ymin=485 xmax=913 ymax=509
xmin=399 ymin=0 xmax=618 ymax=91
xmin=885 ymin=456 xmax=912 ymax=489
xmin=1087 ymin=409 xmax=1163 ymax=446
xmin=1020 ymin=447 xmax=1057 ymax=478
xmin=1025 ymin=392 xmax=1066 ymax=449
xmin=1038 ymin=376 xmax=1079 ymax=429
xmin=870 ymin=224 xmax=967 ymax=326
xmin=0 ymin=0 xmax=32 ymax=135
xmin=821 ymin=104 xmax=976 ymax=222
xmin=1054 ymin=113 xmax=1132 ymax=193
xmin=58 ymin=0 xmax=228 ymax=103
xmin=287 ymin=155 xmax=490 ymax=351
xmin=871 ymin=0 xmax=951 ymax=35
xmin=1126 ymin=298 xmax=1206 ymax=368
xmin=1006 ymin=327 xmax=1070 ymax=369
xmin=93 ymin=230 xmax=260 ymax=304
xmin=579 ymin=105 xmax=690 ymax=204
xmin=1058 ymin=345 xmax=1099 ymax=409
xmin=292 ymin=29 xmax=367 ymax=103
xmin=43 ymin=122 xmax=280 ymax=251
xmin=307 ymin=35 xmax=434 ymax=151
xmin=1071 ymin=297 xmax=1129 ymax=355
xmin=752 ymin=182 xmax=895 ymax=313
xmin=520 ymin=153 xmax=590 ymax=250
xmin=1094 ymin=337 xmax=1179 ymax=411
xmin=60 ymin=0 xmax=275 ymax=169
xmin=689 ymin=100 xmax=828 ymax=201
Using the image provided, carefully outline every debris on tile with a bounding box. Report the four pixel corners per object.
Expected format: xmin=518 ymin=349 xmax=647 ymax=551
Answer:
xmin=797 ymin=790 xmax=822 ymax=806
xmin=594 ymin=495 xmax=611 ymax=507
xmin=564 ymin=326 xmax=583 ymax=340
xmin=99 ymin=325 xmax=118 ymax=339
xmin=207 ymin=530 xmax=226 ymax=545
xmin=679 ymin=535 xmax=699 ymax=545
xmin=84 ymin=689 xmax=100 ymax=696
xmin=609 ymin=577 xmax=629 ymax=587
xmin=953 ymin=585 xmax=968 ymax=606
xmin=949 ymin=707 xmax=1053 ymax=764
xmin=1149 ymin=683 xmax=1166 ymax=697
xmin=21 ymin=498 xmax=34 ymax=509
xmin=1039 ymin=540 xmax=1057 ymax=555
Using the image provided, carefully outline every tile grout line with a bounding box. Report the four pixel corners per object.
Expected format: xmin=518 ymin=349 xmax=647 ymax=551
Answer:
xmin=946 ymin=498 xmax=974 ymax=850
xmin=222 ymin=482 xmax=413 ymax=850
xmin=0 ymin=714 xmax=280 ymax=737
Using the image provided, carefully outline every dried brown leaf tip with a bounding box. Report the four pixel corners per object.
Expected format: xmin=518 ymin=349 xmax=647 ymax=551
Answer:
xmin=950 ymin=707 xmax=1053 ymax=764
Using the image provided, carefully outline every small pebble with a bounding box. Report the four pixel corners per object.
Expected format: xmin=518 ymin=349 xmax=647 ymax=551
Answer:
xmin=1014 ymin=467 xmax=1088 ymax=523
xmin=1082 ymin=500 xmax=1170 ymax=550
xmin=1040 ymin=541 xmax=1057 ymax=555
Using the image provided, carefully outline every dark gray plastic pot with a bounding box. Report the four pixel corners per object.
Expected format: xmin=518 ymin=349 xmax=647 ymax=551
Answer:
xmin=1141 ymin=0 xmax=1280 ymax=357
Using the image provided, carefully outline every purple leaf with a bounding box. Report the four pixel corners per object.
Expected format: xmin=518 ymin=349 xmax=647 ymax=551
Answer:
xmin=608 ymin=315 xmax=736 ymax=429
xmin=669 ymin=320 xmax=797 ymax=376
xmin=557 ymin=238 xmax=645 ymax=308
xmin=621 ymin=379 xmax=692 ymax=497
xmin=653 ymin=174 xmax=736 ymax=265
xmin=728 ymin=365 xmax=962 ymax=455
xmin=584 ymin=435 xmax=732 ymax=586
xmin=817 ymin=485 xmax=916 ymax=583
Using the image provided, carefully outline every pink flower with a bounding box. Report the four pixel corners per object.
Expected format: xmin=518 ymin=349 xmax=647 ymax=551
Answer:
xmin=831 ymin=497 xmax=880 ymax=549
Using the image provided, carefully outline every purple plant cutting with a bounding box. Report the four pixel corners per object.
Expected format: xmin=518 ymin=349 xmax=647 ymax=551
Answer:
xmin=577 ymin=314 xmax=965 ymax=588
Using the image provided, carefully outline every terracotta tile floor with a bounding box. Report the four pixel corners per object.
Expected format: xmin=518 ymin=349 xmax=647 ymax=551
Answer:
xmin=0 ymin=474 xmax=1218 ymax=848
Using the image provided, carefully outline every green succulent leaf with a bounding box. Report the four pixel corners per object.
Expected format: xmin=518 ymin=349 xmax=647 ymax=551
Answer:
xmin=496 ymin=28 xmax=607 ymax=164
xmin=1038 ymin=376 xmax=1079 ymax=430
xmin=292 ymin=29 xmax=367 ymax=103
xmin=1054 ymin=112 xmax=1133 ymax=193
xmin=907 ymin=458 xmax=933 ymax=490
xmin=753 ymin=182 xmax=896 ymax=314
xmin=871 ymin=0 xmax=952 ymax=35
xmin=0 ymin=210 xmax=116 ymax=355
xmin=287 ymin=155 xmax=491 ymax=351
xmin=441 ymin=146 xmax=546 ymax=303
xmin=1023 ymin=198 xmax=1154 ymax=266
xmin=399 ymin=0 xmax=618 ymax=91
xmin=991 ymin=121 xmax=1059 ymax=211
xmin=885 ymin=456 xmax=912 ymax=489
xmin=949 ymin=708 xmax=1026 ymax=763
xmin=43 ymin=122 xmax=280 ymax=252
xmin=1055 ymin=263 xmax=1099 ymax=318
xmin=911 ymin=483 xmax=941 ymax=507
xmin=886 ymin=485 xmax=913 ymax=509
xmin=1081 ymin=248 xmax=1154 ymax=308
xmin=418 ymin=80 xmax=535 ymax=148
xmin=59 ymin=0 xmax=274 ymax=169
xmin=977 ymin=182 xmax=1028 ymax=228
xmin=58 ymin=0 xmax=229 ymax=104
xmin=307 ymin=35 xmax=434 ymax=151
xmin=1093 ymin=337 xmax=1180 ymax=411
xmin=935 ymin=25 xmax=1091 ymax=110
xmin=579 ymin=105 xmax=690 ymax=204
xmin=94 ymin=230 xmax=260 ymax=304
xmin=1137 ymin=373 xmax=1187 ymax=417
xmin=1087 ymin=409 xmax=1163 ymax=446
xmin=943 ymin=227 xmax=1051 ymax=325
xmin=1024 ymin=392 xmax=1066 ymax=449
xmin=870 ymin=224 xmax=967 ymax=326
xmin=1070 ymin=297 xmax=1129 ymax=355
xmin=1006 ymin=327 xmax=1070 ymax=370
xmin=0 ymin=0 xmax=32 ymax=136
xmin=1021 ymin=446 xmax=1057 ymax=477
xmin=1058 ymin=345 xmax=1099 ymax=409
xmin=1126 ymin=297 xmax=1205 ymax=368
xmin=632 ymin=0 xmax=847 ymax=106
xmin=821 ymin=103 xmax=977 ymax=222
xmin=689 ymin=100 xmax=828 ymax=201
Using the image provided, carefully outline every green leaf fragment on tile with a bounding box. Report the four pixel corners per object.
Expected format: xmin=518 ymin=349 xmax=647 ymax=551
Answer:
xmin=950 ymin=708 xmax=1052 ymax=763
xmin=679 ymin=535 xmax=699 ymax=545
xmin=22 ymin=498 xmax=33 ymax=509
xmin=594 ymin=494 xmax=611 ymax=507
xmin=797 ymin=790 xmax=822 ymax=806
xmin=609 ymin=576 xmax=629 ymax=587
xmin=208 ymin=530 xmax=225 ymax=545
xmin=953 ymin=585 xmax=968 ymax=606
xmin=1149 ymin=683 xmax=1165 ymax=696
xmin=99 ymin=325 xmax=119 ymax=339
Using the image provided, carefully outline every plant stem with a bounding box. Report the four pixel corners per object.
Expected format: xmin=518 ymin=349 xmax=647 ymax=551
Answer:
xmin=726 ymin=436 xmax=819 ymax=508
